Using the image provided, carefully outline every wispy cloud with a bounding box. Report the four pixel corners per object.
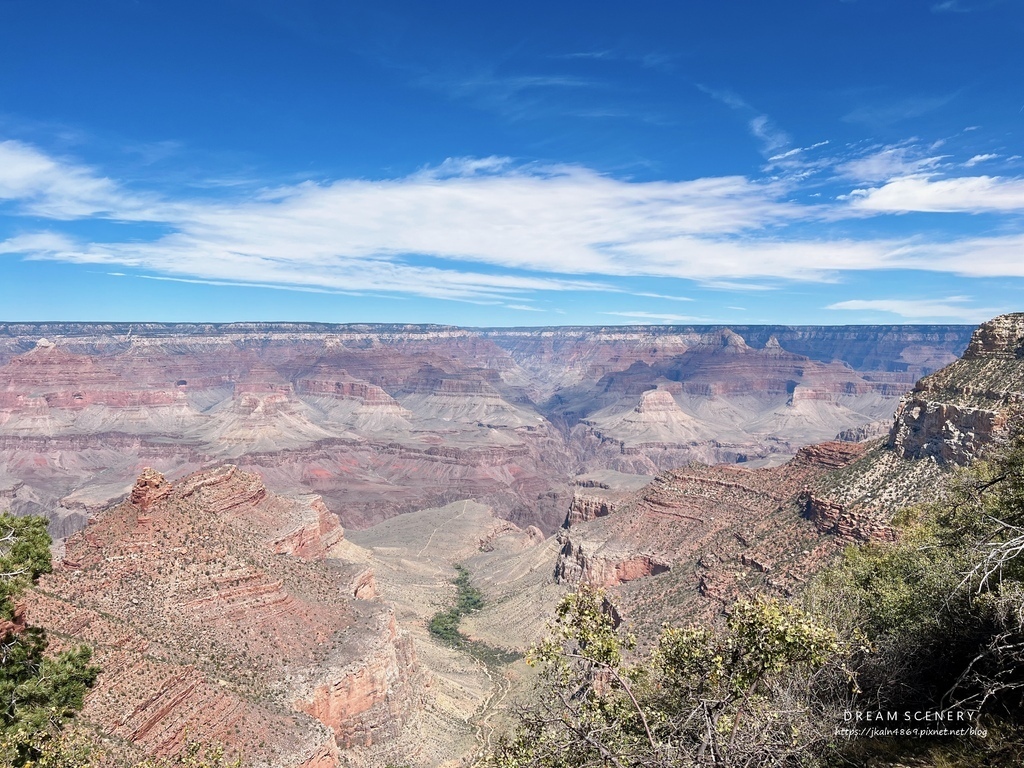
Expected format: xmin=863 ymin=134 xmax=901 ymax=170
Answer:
xmin=842 ymin=94 xmax=958 ymax=127
xmin=558 ymin=50 xmax=612 ymax=60
xmin=698 ymin=86 xmax=791 ymax=157
xmin=0 ymin=140 xmax=152 ymax=219
xmin=826 ymin=297 xmax=1004 ymax=322
xmin=4 ymin=140 xmax=1024 ymax=305
xmin=837 ymin=144 xmax=947 ymax=183
xmin=845 ymin=175 xmax=1024 ymax=212
xmin=749 ymin=115 xmax=790 ymax=155
xmin=554 ymin=49 xmax=678 ymax=71
xmin=964 ymin=153 xmax=999 ymax=167
xmin=413 ymin=68 xmax=597 ymax=120
xmin=601 ymin=311 xmax=709 ymax=323
xmin=930 ymin=0 xmax=995 ymax=12
xmin=632 ymin=292 xmax=693 ymax=302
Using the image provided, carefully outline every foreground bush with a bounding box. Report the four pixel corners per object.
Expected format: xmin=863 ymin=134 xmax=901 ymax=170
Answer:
xmin=493 ymin=432 xmax=1024 ymax=767
xmin=489 ymin=587 xmax=855 ymax=767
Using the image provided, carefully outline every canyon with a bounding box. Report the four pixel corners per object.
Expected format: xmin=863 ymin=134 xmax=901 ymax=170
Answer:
xmin=8 ymin=318 xmax=1018 ymax=766
xmin=0 ymin=322 xmax=972 ymax=538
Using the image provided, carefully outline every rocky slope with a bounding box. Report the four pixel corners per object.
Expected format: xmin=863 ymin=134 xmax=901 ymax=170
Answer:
xmin=0 ymin=323 xmax=972 ymax=537
xmin=26 ymin=466 xmax=423 ymax=767
xmin=551 ymin=441 xmax=883 ymax=633
xmin=550 ymin=313 xmax=1024 ymax=638
xmin=889 ymin=313 xmax=1024 ymax=464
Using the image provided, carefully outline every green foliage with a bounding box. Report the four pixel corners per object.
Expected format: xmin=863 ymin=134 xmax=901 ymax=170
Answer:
xmin=0 ymin=634 xmax=99 ymax=739
xmin=492 ymin=586 xmax=849 ymax=767
xmin=0 ymin=513 xmax=99 ymax=767
xmin=453 ymin=564 xmax=485 ymax=613
xmin=428 ymin=563 xmax=484 ymax=647
xmin=807 ymin=430 xmax=1024 ymax=719
xmin=428 ymin=609 xmax=463 ymax=645
xmin=0 ymin=727 xmax=100 ymax=768
xmin=134 ymin=740 xmax=242 ymax=768
xmin=428 ymin=563 xmax=520 ymax=666
xmin=0 ymin=515 xmax=52 ymax=620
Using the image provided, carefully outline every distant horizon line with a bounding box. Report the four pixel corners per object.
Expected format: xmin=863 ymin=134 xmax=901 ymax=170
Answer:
xmin=0 ymin=319 xmax=988 ymax=332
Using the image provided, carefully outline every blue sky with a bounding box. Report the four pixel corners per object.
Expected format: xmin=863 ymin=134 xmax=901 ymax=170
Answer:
xmin=1 ymin=0 xmax=1023 ymax=326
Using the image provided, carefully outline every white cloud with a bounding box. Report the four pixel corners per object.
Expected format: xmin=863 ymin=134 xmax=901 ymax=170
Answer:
xmin=964 ymin=153 xmax=998 ymax=167
xmin=767 ymin=140 xmax=829 ymax=164
xmin=0 ymin=140 xmax=151 ymax=219
xmin=826 ymin=297 xmax=1003 ymax=322
xmin=909 ymin=234 xmax=1024 ymax=278
xmin=0 ymin=231 xmax=77 ymax=254
xmin=506 ymin=303 xmax=545 ymax=312
xmin=698 ymin=86 xmax=791 ymax=157
xmin=837 ymin=145 xmax=946 ymax=183
xmin=632 ymin=292 xmax=693 ymax=302
xmin=846 ymin=175 xmax=1024 ymax=213
xmin=749 ymin=115 xmax=790 ymax=155
xmin=2 ymin=140 xmax=1024 ymax=305
xmin=601 ymin=311 xmax=708 ymax=323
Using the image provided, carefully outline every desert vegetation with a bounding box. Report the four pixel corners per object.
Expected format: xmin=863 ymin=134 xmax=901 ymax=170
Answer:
xmin=429 ymin=564 xmax=520 ymax=667
xmin=0 ymin=513 xmax=98 ymax=768
xmin=490 ymin=428 xmax=1024 ymax=767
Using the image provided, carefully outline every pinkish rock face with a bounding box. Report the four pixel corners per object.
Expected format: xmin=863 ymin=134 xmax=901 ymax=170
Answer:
xmin=27 ymin=464 xmax=421 ymax=767
xmin=0 ymin=322 xmax=972 ymax=537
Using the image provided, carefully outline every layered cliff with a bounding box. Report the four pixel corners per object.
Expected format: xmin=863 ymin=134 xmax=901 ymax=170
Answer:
xmin=889 ymin=313 xmax=1024 ymax=464
xmin=0 ymin=323 xmax=972 ymax=537
xmin=26 ymin=466 xmax=423 ymax=767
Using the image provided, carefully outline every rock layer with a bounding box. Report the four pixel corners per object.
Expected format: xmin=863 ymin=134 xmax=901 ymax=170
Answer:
xmin=0 ymin=322 xmax=971 ymax=536
xmin=26 ymin=466 xmax=422 ymax=767
xmin=889 ymin=313 xmax=1024 ymax=465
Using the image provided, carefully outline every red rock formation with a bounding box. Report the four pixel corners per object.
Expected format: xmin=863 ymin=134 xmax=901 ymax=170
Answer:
xmin=25 ymin=465 xmax=422 ymax=766
xmin=0 ymin=322 xmax=971 ymax=539
xmin=130 ymin=467 xmax=172 ymax=510
xmin=799 ymin=490 xmax=894 ymax=542
xmin=554 ymin=534 xmax=671 ymax=586
xmin=297 ymin=609 xmax=419 ymax=749
xmin=795 ymin=441 xmax=868 ymax=468
xmin=565 ymin=493 xmax=618 ymax=526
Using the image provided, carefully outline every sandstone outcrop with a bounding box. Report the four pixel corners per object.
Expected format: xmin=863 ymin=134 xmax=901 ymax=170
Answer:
xmin=26 ymin=465 xmax=421 ymax=767
xmin=0 ymin=322 xmax=971 ymax=537
xmin=298 ymin=608 xmax=418 ymax=749
xmin=129 ymin=467 xmax=173 ymax=509
xmin=889 ymin=313 xmax=1024 ymax=465
xmin=565 ymin=493 xmax=618 ymax=526
xmin=798 ymin=490 xmax=894 ymax=542
xmin=554 ymin=534 xmax=670 ymax=586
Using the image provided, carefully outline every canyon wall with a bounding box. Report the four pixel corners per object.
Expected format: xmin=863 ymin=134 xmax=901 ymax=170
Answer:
xmin=889 ymin=313 xmax=1024 ymax=465
xmin=0 ymin=322 xmax=972 ymax=537
xmin=27 ymin=466 xmax=422 ymax=767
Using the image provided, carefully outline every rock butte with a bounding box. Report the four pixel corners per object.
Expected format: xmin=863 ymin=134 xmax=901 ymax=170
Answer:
xmin=9 ymin=316 xmax=1024 ymax=766
xmin=27 ymin=465 xmax=422 ymax=766
xmin=0 ymin=322 xmax=973 ymax=537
